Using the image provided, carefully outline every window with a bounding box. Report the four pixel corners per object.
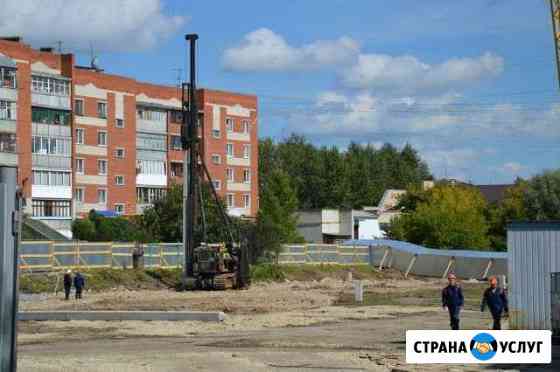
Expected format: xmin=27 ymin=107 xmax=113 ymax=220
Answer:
xmin=226 ymin=168 xmax=234 ymax=182
xmin=97 ymin=131 xmax=107 ymax=146
xmin=243 ymin=169 xmax=251 ymax=184
xmin=75 ymin=128 xmax=84 ymax=144
xmin=31 ymin=76 xmax=70 ymax=96
xmin=32 ymin=170 xmax=70 ymax=186
xmin=170 ymin=110 xmax=183 ymax=123
xmin=0 ymin=100 xmax=16 ymax=121
xmin=211 ymin=154 xmax=221 ymax=165
xmin=115 ymin=175 xmax=125 ymax=186
xmin=97 ymin=189 xmax=107 ymax=203
xmin=0 ymin=132 xmax=16 ymax=153
xmin=115 ymin=118 xmax=124 ymax=128
xmin=115 ymin=148 xmax=125 ymax=159
xmin=136 ymin=160 xmax=166 ymax=175
xmin=97 ymin=159 xmax=107 ymax=175
xmin=0 ymin=67 xmax=17 ymax=89
xmin=32 ymin=107 xmax=70 ymax=125
xmin=75 ymin=99 xmax=84 ymax=116
xmin=226 ymin=194 xmax=234 ymax=208
xmin=97 ymin=101 xmax=107 ymax=118
xmin=212 ymin=129 xmax=221 ymax=138
xmin=226 ymin=118 xmax=234 ymax=132
xmin=170 ymin=162 xmax=183 ymax=177
xmin=242 ymin=120 xmax=250 ymax=134
xmin=243 ymin=194 xmax=251 ymax=209
xmin=31 ymin=136 xmax=70 ymax=155
xmin=136 ymin=187 xmax=166 ymax=204
xmin=226 ymin=143 xmax=234 ymax=158
xmin=75 ymin=158 xmax=84 ymax=174
xmin=212 ymin=180 xmax=221 ymax=190
xmin=243 ymin=145 xmax=251 ymax=159
xmin=114 ymin=204 xmax=125 ymax=215
xmin=136 ymin=108 xmax=165 ymax=121
xmin=75 ymin=188 xmax=84 ymax=203
xmin=170 ymin=135 xmax=182 ymax=151
xmin=32 ymin=199 xmax=71 ymax=218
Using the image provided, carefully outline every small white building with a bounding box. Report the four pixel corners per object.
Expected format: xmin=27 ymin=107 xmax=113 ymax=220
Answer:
xmin=296 ymin=209 xmax=385 ymax=243
xmin=508 ymin=221 xmax=560 ymax=334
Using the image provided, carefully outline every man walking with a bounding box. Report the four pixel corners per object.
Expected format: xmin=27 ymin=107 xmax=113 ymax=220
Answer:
xmin=63 ymin=270 xmax=72 ymax=300
xmin=442 ymin=273 xmax=464 ymax=330
xmin=73 ymin=271 xmax=85 ymax=300
xmin=481 ymin=276 xmax=508 ymax=330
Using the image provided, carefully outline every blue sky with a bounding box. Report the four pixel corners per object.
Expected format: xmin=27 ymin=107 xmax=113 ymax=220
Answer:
xmin=2 ymin=0 xmax=558 ymax=184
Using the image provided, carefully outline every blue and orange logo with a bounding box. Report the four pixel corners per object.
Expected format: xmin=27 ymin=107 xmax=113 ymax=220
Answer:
xmin=470 ymin=333 xmax=498 ymax=361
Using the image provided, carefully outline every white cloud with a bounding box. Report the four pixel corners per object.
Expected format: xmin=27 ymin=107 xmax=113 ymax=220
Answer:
xmin=0 ymin=0 xmax=186 ymax=51
xmin=499 ymin=162 xmax=526 ymax=174
xmin=222 ymin=28 xmax=360 ymax=71
xmin=340 ymin=52 xmax=503 ymax=92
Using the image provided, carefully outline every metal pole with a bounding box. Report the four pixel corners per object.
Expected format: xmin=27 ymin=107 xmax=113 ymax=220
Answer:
xmin=550 ymin=0 xmax=560 ymax=88
xmin=0 ymin=166 xmax=20 ymax=372
xmin=183 ymin=34 xmax=199 ymax=278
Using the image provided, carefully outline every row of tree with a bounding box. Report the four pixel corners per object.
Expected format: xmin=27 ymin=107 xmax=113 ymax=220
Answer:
xmin=259 ymin=134 xmax=431 ymax=209
xmin=388 ymin=169 xmax=560 ymax=251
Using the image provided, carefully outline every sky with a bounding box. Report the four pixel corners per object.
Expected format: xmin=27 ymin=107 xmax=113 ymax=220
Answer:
xmin=1 ymin=0 xmax=559 ymax=184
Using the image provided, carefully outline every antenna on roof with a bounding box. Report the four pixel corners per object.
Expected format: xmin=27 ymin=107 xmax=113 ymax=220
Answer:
xmin=89 ymin=41 xmax=102 ymax=72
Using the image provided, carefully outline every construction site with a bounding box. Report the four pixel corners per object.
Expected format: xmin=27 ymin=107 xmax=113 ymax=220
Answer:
xmin=1 ymin=1 xmax=560 ymax=371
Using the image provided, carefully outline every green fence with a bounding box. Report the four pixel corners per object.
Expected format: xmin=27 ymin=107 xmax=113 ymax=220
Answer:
xmin=19 ymin=241 xmax=183 ymax=271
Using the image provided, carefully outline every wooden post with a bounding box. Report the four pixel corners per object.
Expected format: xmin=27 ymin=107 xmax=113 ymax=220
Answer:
xmin=75 ymin=240 xmax=80 ymax=267
xmin=482 ymin=259 xmax=493 ymax=279
xmin=442 ymin=257 xmax=455 ymax=279
xmin=404 ymin=255 xmax=417 ymax=278
xmin=379 ymin=248 xmax=389 ymax=270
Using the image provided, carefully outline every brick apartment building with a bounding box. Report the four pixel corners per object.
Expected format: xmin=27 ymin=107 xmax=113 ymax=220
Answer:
xmin=0 ymin=38 xmax=258 ymax=238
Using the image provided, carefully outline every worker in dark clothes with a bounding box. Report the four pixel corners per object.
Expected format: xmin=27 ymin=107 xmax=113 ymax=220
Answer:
xmin=73 ymin=271 xmax=85 ymax=300
xmin=63 ymin=270 xmax=72 ymax=300
xmin=481 ymin=276 xmax=508 ymax=330
xmin=442 ymin=273 xmax=464 ymax=330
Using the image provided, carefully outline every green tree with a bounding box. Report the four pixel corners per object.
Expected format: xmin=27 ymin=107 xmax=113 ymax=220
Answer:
xmin=389 ymin=184 xmax=490 ymax=250
xmin=524 ymin=169 xmax=560 ymax=220
xmin=142 ymin=184 xmax=184 ymax=242
xmin=486 ymin=179 xmax=528 ymax=250
xmin=255 ymin=168 xmax=304 ymax=260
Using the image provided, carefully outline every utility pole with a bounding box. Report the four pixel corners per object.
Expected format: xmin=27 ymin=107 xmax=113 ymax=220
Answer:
xmin=182 ymin=34 xmax=199 ymax=279
xmin=549 ymin=0 xmax=560 ymax=88
xmin=0 ymin=166 xmax=21 ymax=372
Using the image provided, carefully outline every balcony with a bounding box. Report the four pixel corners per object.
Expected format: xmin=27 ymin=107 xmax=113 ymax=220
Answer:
xmin=226 ymin=156 xmax=250 ymax=167
xmin=137 ymin=118 xmax=166 ymax=134
xmin=226 ymin=131 xmax=250 ymax=142
xmin=32 ymin=154 xmax=71 ymax=170
xmin=0 ymin=132 xmax=17 ymax=166
xmin=227 ymin=182 xmax=251 ymax=192
xmin=32 ymin=92 xmax=71 ymax=110
xmin=0 ymin=87 xmax=17 ymax=101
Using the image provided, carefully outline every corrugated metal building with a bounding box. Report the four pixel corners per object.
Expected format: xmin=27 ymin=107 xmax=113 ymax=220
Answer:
xmin=508 ymin=221 xmax=560 ymax=334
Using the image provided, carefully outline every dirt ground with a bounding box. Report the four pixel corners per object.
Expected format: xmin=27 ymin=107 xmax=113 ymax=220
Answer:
xmin=17 ymin=273 xmax=560 ymax=372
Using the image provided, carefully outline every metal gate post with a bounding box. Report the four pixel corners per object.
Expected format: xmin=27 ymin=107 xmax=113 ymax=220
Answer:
xmin=0 ymin=166 xmax=20 ymax=372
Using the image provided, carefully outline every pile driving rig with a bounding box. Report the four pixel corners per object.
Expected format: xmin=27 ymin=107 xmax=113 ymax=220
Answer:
xmin=181 ymin=34 xmax=250 ymax=290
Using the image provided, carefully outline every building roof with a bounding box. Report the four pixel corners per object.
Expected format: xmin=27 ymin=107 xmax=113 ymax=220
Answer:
xmin=476 ymin=184 xmax=512 ymax=204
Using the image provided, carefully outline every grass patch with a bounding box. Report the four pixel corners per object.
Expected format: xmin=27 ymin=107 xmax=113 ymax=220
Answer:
xmin=19 ymin=268 xmax=182 ymax=294
xmin=334 ymin=282 xmax=487 ymax=309
xmin=250 ymin=263 xmax=384 ymax=283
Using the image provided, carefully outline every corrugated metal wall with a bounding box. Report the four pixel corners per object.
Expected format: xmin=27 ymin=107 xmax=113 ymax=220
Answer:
xmin=508 ymin=222 xmax=560 ymax=331
xmin=279 ymin=240 xmax=508 ymax=279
